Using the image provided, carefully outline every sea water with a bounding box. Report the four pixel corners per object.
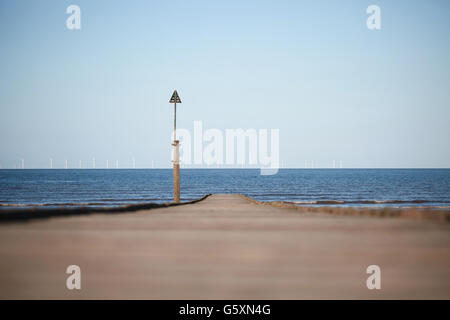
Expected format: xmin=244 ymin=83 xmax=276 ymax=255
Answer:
xmin=0 ymin=169 xmax=449 ymax=209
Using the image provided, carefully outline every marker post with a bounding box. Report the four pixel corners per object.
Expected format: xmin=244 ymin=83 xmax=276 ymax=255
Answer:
xmin=169 ymin=90 xmax=182 ymax=203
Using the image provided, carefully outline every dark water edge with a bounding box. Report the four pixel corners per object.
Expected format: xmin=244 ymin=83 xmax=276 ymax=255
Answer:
xmin=0 ymin=169 xmax=449 ymax=210
xmin=0 ymin=194 xmax=211 ymax=223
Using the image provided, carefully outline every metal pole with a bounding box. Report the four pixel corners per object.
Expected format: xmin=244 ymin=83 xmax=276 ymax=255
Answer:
xmin=173 ymin=101 xmax=180 ymax=203
xmin=174 ymin=102 xmax=177 ymax=142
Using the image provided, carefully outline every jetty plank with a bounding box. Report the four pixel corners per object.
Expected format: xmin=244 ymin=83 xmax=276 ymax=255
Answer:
xmin=0 ymin=194 xmax=449 ymax=299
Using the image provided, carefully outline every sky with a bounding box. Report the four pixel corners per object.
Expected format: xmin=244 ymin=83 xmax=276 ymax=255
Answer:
xmin=0 ymin=0 xmax=449 ymax=168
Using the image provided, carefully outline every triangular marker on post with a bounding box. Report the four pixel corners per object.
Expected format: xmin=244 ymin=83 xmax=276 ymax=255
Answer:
xmin=169 ymin=90 xmax=182 ymax=103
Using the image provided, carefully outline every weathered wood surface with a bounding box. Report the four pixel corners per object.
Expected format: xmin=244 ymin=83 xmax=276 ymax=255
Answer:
xmin=0 ymin=194 xmax=449 ymax=299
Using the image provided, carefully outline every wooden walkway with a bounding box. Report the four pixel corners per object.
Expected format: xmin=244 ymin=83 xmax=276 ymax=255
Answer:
xmin=0 ymin=194 xmax=449 ymax=299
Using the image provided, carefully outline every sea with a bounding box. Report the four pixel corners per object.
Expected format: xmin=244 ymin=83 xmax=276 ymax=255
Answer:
xmin=0 ymin=169 xmax=449 ymax=210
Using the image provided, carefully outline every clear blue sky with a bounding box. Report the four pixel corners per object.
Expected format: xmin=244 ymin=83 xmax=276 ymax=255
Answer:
xmin=0 ymin=0 xmax=449 ymax=168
